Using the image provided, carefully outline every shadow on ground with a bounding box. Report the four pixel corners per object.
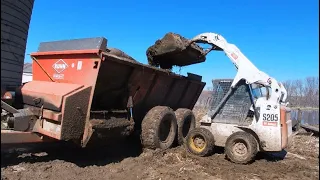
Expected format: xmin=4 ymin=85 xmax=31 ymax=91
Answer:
xmin=193 ymin=145 xmax=288 ymax=163
xmin=1 ymin=134 xmax=290 ymax=168
xmin=212 ymin=146 xmax=288 ymax=163
xmin=1 ymin=135 xmax=143 ymax=168
xmin=256 ymin=150 xmax=287 ymax=162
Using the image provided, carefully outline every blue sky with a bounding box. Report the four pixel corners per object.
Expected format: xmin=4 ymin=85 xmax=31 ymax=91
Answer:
xmin=25 ymin=0 xmax=319 ymax=88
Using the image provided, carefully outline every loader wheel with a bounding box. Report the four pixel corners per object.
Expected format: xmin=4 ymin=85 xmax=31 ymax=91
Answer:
xmin=225 ymin=131 xmax=258 ymax=164
xmin=141 ymin=106 xmax=177 ymax=150
xmin=185 ymin=128 xmax=214 ymax=157
xmin=175 ymin=108 xmax=196 ymax=145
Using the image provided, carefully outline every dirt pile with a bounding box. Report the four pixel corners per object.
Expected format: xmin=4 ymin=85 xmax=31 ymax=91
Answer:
xmin=107 ymin=48 xmax=136 ymax=61
xmin=146 ymin=32 xmax=206 ymax=69
xmin=287 ymin=129 xmax=319 ymax=158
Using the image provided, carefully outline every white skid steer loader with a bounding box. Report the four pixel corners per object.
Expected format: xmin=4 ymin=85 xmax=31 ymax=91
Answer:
xmin=185 ymin=33 xmax=293 ymax=164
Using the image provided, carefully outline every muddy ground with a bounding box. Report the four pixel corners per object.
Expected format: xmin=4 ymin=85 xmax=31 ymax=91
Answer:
xmin=2 ymin=130 xmax=318 ymax=180
xmin=1 ymin=107 xmax=319 ymax=180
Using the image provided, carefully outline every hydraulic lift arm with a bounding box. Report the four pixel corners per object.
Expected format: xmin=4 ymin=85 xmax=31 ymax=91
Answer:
xmin=190 ymin=32 xmax=287 ymax=104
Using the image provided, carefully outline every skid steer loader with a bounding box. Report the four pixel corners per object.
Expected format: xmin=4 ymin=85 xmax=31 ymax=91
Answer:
xmin=184 ymin=33 xmax=293 ymax=164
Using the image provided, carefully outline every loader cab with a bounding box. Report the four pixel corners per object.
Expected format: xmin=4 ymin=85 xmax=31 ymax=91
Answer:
xmin=209 ymin=79 xmax=254 ymax=126
xmin=250 ymin=83 xmax=271 ymax=100
xmin=208 ymin=79 xmax=275 ymax=126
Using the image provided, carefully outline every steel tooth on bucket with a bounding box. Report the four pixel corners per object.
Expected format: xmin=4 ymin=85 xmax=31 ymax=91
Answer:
xmin=146 ymin=32 xmax=207 ymax=69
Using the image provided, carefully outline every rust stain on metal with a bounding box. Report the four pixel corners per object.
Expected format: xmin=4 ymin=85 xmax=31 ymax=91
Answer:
xmin=20 ymin=81 xmax=84 ymax=111
xmin=1 ymin=130 xmax=55 ymax=145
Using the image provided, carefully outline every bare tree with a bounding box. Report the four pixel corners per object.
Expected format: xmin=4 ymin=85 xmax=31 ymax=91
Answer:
xmin=283 ymin=80 xmax=295 ymax=105
xmin=282 ymin=76 xmax=319 ymax=108
xmin=304 ymin=77 xmax=319 ymax=107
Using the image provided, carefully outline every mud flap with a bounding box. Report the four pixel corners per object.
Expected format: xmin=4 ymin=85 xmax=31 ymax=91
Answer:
xmin=60 ymin=86 xmax=92 ymax=142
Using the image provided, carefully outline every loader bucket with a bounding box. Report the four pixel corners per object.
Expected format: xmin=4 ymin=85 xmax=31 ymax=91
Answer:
xmin=146 ymin=32 xmax=206 ymax=69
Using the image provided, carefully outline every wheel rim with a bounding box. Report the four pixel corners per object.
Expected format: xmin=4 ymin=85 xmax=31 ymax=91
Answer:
xmin=232 ymin=140 xmax=248 ymax=157
xmin=190 ymin=134 xmax=206 ymax=152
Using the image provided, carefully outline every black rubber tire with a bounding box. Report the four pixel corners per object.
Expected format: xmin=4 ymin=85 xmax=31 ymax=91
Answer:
xmin=225 ymin=131 xmax=258 ymax=164
xmin=175 ymin=108 xmax=196 ymax=145
xmin=141 ymin=106 xmax=177 ymax=150
xmin=185 ymin=128 xmax=214 ymax=157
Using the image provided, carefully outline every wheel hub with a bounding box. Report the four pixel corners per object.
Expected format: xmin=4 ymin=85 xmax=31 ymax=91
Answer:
xmin=233 ymin=142 xmax=247 ymax=155
xmin=193 ymin=136 xmax=205 ymax=149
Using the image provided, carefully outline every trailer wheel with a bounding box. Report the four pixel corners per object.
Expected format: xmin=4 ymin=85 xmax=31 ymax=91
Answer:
xmin=185 ymin=128 xmax=214 ymax=157
xmin=225 ymin=131 xmax=258 ymax=164
xmin=141 ymin=106 xmax=177 ymax=150
xmin=175 ymin=108 xmax=196 ymax=145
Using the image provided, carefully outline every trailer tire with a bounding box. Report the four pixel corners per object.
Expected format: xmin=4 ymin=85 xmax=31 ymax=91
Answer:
xmin=141 ymin=106 xmax=177 ymax=150
xmin=185 ymin=128 xmax=214 ymax=157
xmin=175 ymin=108 xmax=196 ymax=145
xmin=225 ymin=131 xmax=258 ymax=164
